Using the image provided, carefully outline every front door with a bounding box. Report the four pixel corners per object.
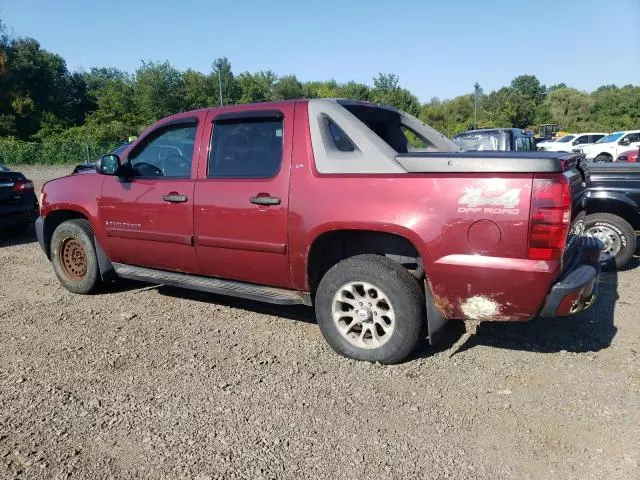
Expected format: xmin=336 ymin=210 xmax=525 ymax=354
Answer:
xmin=193 ymin=106 xmax=293 ymax=288
xmin=616 ymin=132 xmax=640 ymax=158
xmin=99 ymin=120 xmax=202 ymax=273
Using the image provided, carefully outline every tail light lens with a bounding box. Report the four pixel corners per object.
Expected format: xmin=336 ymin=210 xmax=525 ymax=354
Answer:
xmin=527 ymin=174 xmax=571 ymax=261
xmin=12 ymin=180 xmax=34 ymax=193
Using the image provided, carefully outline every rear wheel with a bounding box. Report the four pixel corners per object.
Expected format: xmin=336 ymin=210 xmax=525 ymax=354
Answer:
xmin=51 ymin=219 xmax=100 ymax=293
xmin=315 ymin=254 xmax=424 ymax=364
xmin=584 ymin=213 xmax=636 ymax=270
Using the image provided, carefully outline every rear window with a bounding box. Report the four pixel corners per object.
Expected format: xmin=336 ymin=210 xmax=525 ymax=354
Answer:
xmin=341 ymin=104 xmax=434 ymax=153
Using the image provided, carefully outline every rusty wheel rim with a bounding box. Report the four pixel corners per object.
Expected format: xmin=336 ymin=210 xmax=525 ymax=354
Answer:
xmin=60 ymin=237 xmax=87 ymax=280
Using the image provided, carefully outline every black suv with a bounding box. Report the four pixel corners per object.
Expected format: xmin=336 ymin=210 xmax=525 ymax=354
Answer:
xmin=0 ymin=163 xmax=39 ymax=234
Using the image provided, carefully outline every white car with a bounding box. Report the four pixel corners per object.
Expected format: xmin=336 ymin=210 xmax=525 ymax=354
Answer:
xmin=537 ymin=132 xmax=607 ymax=152
xmin=576 ymin=130 xmax=640 ymax=162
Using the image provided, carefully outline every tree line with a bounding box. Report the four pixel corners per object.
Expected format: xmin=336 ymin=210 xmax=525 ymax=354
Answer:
xmin=1 ymin=18 xmax=639 ymax=164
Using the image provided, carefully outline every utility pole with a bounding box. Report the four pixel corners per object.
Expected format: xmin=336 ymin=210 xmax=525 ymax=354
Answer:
xmin=473 ymin=82 xmax=480 ymax=129
xmin=214 ymin=59 xmax=224 ymax=106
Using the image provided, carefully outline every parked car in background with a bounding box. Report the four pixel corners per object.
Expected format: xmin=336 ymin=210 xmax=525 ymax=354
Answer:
xmin=0 ymin=163 xmax=39 ymax=235
xmin=575 ymin=130 xmax=640 ymax=162
xmin=72 ymin=142 xmax=132 ymax=174
xmin=35 ymin=99 xmax=600 ymax=364
xmin=535 ymin=123 xmax=559 ymax=143
xmin=451 ymin=128 xmax=536 ymax=151
xmin=616 ymin=148 xmax=639 ymax=163
xmin=537 ymin=132 xmax=607 ymax=152
xmin=586 ymin=163 xmax=640 ymax=269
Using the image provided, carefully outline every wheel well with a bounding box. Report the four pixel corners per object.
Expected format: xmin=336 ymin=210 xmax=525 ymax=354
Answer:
xmin=595 ymin=152 xmax=612 ymax=159
xmin=307 ymin=230 xmax=422 ymax=293
xmin=587 ymin=200 xmax=640 ymax=230
xmin=43 ymin=210 xmax=88 ymax=258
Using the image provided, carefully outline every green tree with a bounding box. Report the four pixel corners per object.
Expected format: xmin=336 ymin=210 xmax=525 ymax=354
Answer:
xmin=183 ymin=69 xmax=215 ymax=109
xmin=273 ymin=75 xmax=303 ymax=100
xmin=484 ymin=87 xmax=536 ymax=129
xmin=544 ymin=87 xmax=594 ymax=131
xmin=84 ymin=67 xmax=135 ymax=125
xmin=591 ymin=85 xmax=640 ymax=130
xmin=337 ymin=81 xmax=371 ymax=101
xmin=511 ymin=74 xmax=546 ymax=104
xmin=237 ymin=71 xmax=277 ymax=103
xmin=371 ymin=73 xmax=420 ymax=115
xmin=134 ymin=61 xmax=185 ymax=124
xmin=302 ymin=80 xmax=339 ymax=98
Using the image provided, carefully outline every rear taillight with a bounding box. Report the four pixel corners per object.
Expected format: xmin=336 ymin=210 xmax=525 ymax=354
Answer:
xmin=12 ymin=180 xmax=34 ymax=193
xmin=527 ymin=174 xmax=571 ymax=261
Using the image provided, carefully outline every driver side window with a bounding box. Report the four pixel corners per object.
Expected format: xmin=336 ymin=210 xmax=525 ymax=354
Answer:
xmin=625 ymin=133 xmax=640 ymax=143
xmin=128 ymin=123 xmax=197 ymax=178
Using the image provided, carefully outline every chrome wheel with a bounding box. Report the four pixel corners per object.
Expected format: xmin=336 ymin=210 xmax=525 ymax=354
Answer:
xmin=332 ymin=282 xmax=395 ymax=349
xmin=585 ymin=225 xmax=621 ymax=263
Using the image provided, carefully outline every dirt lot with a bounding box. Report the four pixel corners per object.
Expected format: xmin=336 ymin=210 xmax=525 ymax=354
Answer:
xmin=1 ymin=166 xmax=638 ymax=480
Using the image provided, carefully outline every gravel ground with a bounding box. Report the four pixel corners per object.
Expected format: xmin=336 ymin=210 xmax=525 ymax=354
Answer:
xmin=1 ymin=166 xmax=638 ymax=480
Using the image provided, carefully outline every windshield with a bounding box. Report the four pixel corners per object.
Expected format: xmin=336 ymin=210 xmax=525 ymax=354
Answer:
xmin=556 ymin=135 xmax=575 ymax=143
xmin=452 ymin=131 xmax=509 ymax=151
xmin=597 ymin=132 xmax=624 ymax=144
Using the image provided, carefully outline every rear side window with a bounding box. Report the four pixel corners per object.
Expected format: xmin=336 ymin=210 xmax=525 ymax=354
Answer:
xmin=208 ymin=118 xmax=283 ymax=178
xmin=515 ymin=136 xmax=532 ymax=151
xmin=327 ymin=119 xmax=355 ymax=152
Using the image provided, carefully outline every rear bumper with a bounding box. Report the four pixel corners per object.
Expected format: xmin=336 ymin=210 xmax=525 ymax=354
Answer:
xmin=0 ymin=196 xmax=39 ymax=228
xmin=539 ymin=236 xmax=602 ymax=317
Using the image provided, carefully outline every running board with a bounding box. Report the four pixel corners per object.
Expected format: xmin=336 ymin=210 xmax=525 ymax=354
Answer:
xmin=112 ymin=263 xmax=312 ymax=306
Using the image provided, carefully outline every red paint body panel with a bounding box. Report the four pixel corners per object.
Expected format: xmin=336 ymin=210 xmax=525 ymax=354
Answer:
xmin=40 ymin=100 xmax=574 ymax=322
xmin=192 ymin=105 xmax=294 ymax=288
xmin=99 ymin=177 xmax=199 ymax=272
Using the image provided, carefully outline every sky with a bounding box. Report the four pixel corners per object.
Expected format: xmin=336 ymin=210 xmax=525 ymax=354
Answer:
xmin=1 ymin=0 xmax=639 ymax=102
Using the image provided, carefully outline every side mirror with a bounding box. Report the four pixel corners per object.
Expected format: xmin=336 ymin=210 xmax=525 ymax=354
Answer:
xmin=572 ymin=140 xmax=579 ymax=145
xmin=619 ymin=138 xmax=630 ymax=146
xmin=96 ymin=154 xmax=121 ymax=175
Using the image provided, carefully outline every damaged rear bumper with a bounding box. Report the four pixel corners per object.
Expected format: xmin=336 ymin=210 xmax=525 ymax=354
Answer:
xmin=538 ymin=236 xmax=602 ymax=317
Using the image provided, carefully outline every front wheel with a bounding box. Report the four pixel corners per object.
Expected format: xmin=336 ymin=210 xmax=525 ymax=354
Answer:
xmin=314 ymin=254 xmax=424 ymax=364
xmin=584 ymin=213 xmax=636 ymax=270
xmin=593 ymin=154 xmax=612 ymax=163
xmin=51 ymin=219 xmax=101 ymax=294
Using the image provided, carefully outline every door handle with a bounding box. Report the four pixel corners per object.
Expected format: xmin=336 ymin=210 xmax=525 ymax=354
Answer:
xmin=162 ymin=193 xmax=188 ymax=203
xmin=250 ymin=195 xmax=281 ymax=206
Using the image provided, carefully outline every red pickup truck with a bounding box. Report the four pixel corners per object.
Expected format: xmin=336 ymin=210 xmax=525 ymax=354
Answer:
xmin=36 ymin=99 xmax=601 ymax=363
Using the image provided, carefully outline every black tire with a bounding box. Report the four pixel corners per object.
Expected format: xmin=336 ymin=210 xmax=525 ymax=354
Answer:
xmin=594 ymin=154 xmax=612 ymax=163
xmin=584 ymin=213 xmax=636 ymax=270
xmin=51 ymin=219 xmax=100 ymax=294
xmin=315 ymin=254 xmax=424 ymax=364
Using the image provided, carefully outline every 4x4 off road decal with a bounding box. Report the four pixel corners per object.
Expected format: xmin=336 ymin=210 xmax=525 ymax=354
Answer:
xmin=457 ymin=187 xmax=521 ymax=215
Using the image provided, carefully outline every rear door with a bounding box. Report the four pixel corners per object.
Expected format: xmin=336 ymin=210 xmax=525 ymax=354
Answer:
xmin=99 ymin=117 xmax=203 ymax=273
xmin=193 ymin=106 xmax=293 ymax=288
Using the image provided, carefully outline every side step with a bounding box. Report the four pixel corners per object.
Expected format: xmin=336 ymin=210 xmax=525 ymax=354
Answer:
xmin=112 ymin=263 xmax=312 ymax=306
